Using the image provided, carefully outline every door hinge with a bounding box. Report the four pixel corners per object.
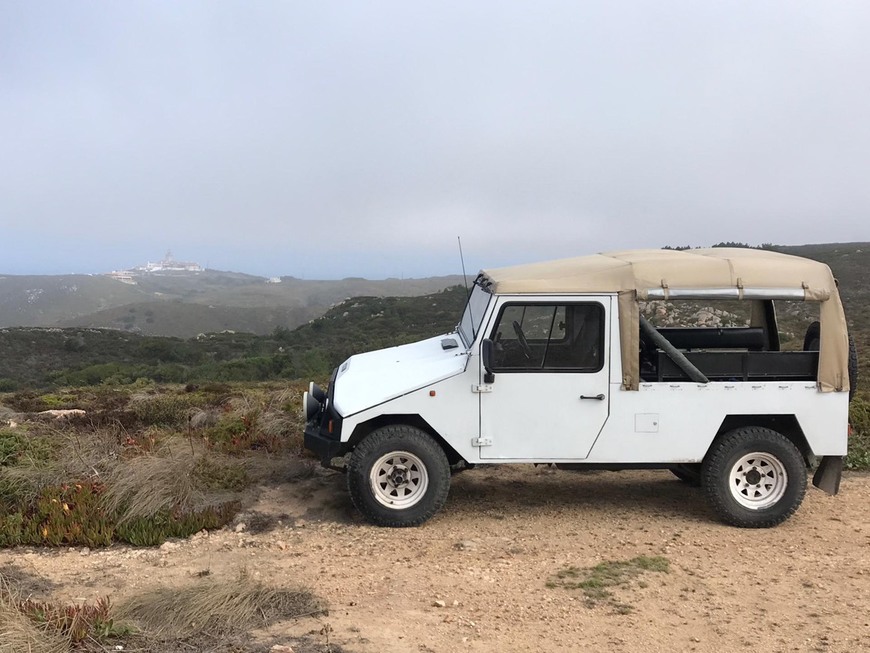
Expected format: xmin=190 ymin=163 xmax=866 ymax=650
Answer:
xmin=471 ymin=437 xmax=493 ymax=447
xmin=472 ymin=384 xmax=493 ymax=393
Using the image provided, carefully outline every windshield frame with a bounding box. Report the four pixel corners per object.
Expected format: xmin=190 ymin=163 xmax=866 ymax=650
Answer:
xmin=457 ymin=283 xmax=492 ymax=348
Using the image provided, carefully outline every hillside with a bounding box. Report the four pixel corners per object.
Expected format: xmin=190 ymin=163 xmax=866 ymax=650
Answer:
xmin=0 ymin=274 xmax=149 ymax=326
xmin=0 ymin=286 xmax=469 ymax=389
xmin=0 ymin=241 xmax=867 ymax=392
xmin=57 ymin=301 xmax=321 ymax=338
xmin=772 ymin=243 xmax=870 ymax=324
xmin=771 ymin=243 xmax=870 ymax=382
xmin=0 ymin=269 xmax=464 ymax=337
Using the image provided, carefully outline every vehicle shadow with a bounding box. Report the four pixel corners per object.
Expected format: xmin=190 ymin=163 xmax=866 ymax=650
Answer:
xmin=270 ymin=466 xmax=712 ymax=526
xmin=446 ymin=466 xmax=712 ymax=523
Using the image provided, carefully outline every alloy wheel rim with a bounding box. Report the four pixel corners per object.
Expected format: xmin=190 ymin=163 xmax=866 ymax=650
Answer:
xmin=370 ymin=451 xmax=429 ymax=509
xmin=728 ymin=452 xmax=788 ymax=510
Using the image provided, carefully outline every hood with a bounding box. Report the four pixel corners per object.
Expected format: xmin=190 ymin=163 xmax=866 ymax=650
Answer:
xmin=332 ymin=334 xmax=469 ymax=417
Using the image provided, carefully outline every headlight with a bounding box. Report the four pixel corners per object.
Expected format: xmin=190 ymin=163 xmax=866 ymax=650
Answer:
xmin=309 ymin=381 xmax=326 ymax=402
xmin=302 ymin=391 xmax=323 ymax=422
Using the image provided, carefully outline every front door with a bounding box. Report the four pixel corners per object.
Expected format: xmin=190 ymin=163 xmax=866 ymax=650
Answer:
xmin=479 ymin=297 xmax=611 ymax=460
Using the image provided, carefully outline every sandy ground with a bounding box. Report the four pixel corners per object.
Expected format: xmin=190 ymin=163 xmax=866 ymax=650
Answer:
xmin=2 ymin=466 xmax=870 ymax=653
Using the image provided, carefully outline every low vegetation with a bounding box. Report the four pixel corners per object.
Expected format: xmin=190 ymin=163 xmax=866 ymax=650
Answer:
xmin=0 ymin=566 xmax=324 ymax=652
xmin=1 ymin=570 xmax=129 ymax=652
xmin=0 ymin=381 xmax=329 ymax=650
xmin=547 ymin=555 xmax=670 ymax=613
xmin=117 ymin=570 xmax=326 ymax=639
xmin=0 ymin=382 xmax=314 ymax=549
xmin=846 ymin=392 xmax=870 ymax=470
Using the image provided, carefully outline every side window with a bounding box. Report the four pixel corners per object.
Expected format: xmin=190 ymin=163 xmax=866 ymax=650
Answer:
xmin=489 ymin=303 xmax=604 ymax=371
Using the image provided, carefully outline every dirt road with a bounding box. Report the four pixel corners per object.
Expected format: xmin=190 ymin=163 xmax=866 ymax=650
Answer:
xmin=3 ymin=466 xmax=870 ymax=652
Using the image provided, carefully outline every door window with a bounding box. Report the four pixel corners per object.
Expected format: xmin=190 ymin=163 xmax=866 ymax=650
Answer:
xmin=489 ymin=303 xmax=604 ymax=371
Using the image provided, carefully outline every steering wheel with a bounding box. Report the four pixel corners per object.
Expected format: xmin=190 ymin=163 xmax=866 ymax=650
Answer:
xmin=512 ymin=320 xmax=532 ymax=359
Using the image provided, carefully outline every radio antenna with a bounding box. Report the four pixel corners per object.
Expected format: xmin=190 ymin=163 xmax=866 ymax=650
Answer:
xmin=458 ymin=236 xmax=470 ymax=298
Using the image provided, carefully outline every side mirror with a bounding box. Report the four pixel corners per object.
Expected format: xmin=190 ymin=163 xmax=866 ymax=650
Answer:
xmin=481 ymin=338 xmax=495 ymax=384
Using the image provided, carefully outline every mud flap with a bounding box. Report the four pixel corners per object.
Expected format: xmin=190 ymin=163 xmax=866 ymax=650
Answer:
xmin=812 ymin=456 xmax=843 ymax=495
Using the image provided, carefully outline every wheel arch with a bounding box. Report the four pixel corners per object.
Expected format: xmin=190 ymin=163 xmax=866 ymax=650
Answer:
xmin=349 ymin=414 xmax=465 ymax=466
xmin=711 ymin=414 xmax=811 ymax=463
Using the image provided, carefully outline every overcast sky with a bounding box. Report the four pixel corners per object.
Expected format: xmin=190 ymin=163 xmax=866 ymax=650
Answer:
xmin=2 ymin=1 xmax=869 ymax=278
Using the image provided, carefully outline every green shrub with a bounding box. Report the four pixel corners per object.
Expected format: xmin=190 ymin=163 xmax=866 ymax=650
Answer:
xmin=36 ymin=393 xmax=79 ymax=409
xmin=3 ymin=391 xmax=50 ymax=413
xmin=81 ymin=386 xmax=132 ymax=412
xmin=846 ymin=395 xmax=870 ymax=470
xmin=0 ymin=431 xmax=28 ymax=466
xmin=115 ymin=501 xmax=240 ymax=547
xmin=130 ymin=394 xmax=202 ymax=427
xmin=0 ymin=378 xmax=18 ymax=392
xmin=0 ymin=480 xmax=240 ymax=548
xmin=14 ymin=595 xmax=130 ymax=644
xmin=0 ymin=511 xmax=25 ymax=546
xmin=203 ymin=416 xmax=259 ymax=454
xmin=26 ymin=483 xmax=115 ymax=547
xmin=202 ymin=407 xmax=285 ymax=453
xmin=61 ymin=363 xmax=138 ymax=387
xmin=0 ymin=430 xmax=51 ymax=467
xmin=0 ymin=483 xmax=114 ymax=548
xmin=193 ymin=457 xmax=249 ymax=491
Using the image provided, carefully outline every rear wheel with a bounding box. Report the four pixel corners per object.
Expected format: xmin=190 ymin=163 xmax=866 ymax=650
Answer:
xmin=347 ymin=425 xmax=450 ymax=527
xmin=701 ymin=427 xmax=807 ymax=528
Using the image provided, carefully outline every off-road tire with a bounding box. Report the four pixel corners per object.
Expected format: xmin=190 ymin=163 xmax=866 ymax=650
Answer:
xmin=803 ymin=320 xmax=858 ymax=401
xmin=347 ymin=425 xmax=450 ymax=527
xmin=670 ymin=463 xmax=702 ymax=487
xmin=701 ymin=427 xmax=807 ymax=528
xmin=802 ymin=320 xmax=821 ymax=352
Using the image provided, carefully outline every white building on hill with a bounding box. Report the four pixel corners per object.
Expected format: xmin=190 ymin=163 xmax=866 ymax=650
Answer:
xmin=138 ymin=251 xmax=203 ymax=273
xmin=106 ymin=251 xmax=204 ymax=282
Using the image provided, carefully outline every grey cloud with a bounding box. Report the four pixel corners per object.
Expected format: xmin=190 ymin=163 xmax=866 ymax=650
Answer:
xmin=1 ymin=1 xmax=869 ymax=278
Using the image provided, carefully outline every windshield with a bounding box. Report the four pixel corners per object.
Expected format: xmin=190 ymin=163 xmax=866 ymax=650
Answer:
xmin=458 ymin=283 xmax=491 ymax=347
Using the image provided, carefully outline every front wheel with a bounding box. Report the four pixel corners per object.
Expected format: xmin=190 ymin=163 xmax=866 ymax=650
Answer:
xmin=347 ymin=425 xmax=451 ymax=527
xmin=701 ymin=427 xmax=807 ymax=528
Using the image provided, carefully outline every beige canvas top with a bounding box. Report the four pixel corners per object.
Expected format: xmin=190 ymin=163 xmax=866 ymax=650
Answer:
xmin=480 ymin=248 xmax=849 ymax=393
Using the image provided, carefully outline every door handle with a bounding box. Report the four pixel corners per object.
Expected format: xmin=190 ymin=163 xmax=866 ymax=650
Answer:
xmin=580 ymin=394 xmax=605 ymax=401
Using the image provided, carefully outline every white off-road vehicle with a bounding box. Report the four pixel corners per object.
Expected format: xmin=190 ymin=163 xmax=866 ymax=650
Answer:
xmin=303 ymin=248 xmax=856 ymax=528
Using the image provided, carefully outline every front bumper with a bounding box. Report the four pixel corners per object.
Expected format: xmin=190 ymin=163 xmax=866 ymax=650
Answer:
xmin=304 ymin=423 xmax=348 ymax=466
xmin=302 ymin=370 xmax=346 ymax=467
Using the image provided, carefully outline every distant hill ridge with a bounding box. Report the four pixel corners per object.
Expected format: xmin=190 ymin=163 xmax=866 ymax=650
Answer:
xmin=1 ymin=242 xmax=867 ymax=341
xmin=0 ymin=267 xmax=465 ymax=337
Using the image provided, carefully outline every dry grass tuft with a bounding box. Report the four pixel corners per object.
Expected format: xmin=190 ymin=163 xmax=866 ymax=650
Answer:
xmin=257 ymin=409 xmax=296 ymax=440
xmin=189 ymin=408 xmax=220 ymax=429
xmin=0 ymin=424 xmax=133 ymax=543
xmin=100 ymin=445 xmax=216 ymax=522
xmin=1 ymin=425 xmax=124 ymax=502
xmin=118 ymin=571 xmax=325 ymax=638
xmin=0 ymin=573 xmax=68 ymax=653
